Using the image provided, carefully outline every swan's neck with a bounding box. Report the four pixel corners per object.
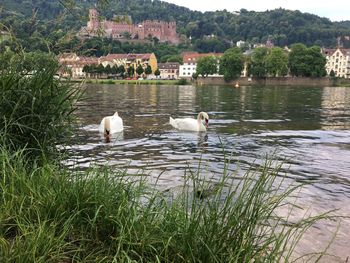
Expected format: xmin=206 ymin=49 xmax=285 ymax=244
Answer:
xmin=197 ymin=112 xmax=202 ymax=122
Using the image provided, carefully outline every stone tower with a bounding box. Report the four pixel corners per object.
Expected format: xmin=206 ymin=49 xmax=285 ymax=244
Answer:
xmin=87 ymin=9 xmax=100 ymax=31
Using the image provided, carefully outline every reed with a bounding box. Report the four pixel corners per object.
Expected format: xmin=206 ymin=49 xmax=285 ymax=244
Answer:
xmin=0 ymin=147 xmax=333 ymax=262
xmin=0 ymin=60 xmax=82 ymax=163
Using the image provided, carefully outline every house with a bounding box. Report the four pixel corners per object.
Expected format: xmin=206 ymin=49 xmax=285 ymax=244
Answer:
xmin=157 ymin=62 xmax=179 ymax=79
xmin=323 ymin=48 xmax=350 ymax=78
xmin=179 ymin=52 xmax=223 ymax=78
xmin=58 ymin=52 xmax=158 ymax=78
xmin=99 ymin=53 xmax=158 ymax=76
xmin=58 ymin=53 xmax=99 ymax=78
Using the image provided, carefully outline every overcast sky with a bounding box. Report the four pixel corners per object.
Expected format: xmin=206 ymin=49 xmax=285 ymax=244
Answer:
xmin=162 ymin=0 xmax=349 ymax=21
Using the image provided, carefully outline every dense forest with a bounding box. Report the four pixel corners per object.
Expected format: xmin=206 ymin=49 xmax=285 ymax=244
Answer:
xmin=1 ymin=0 xmax=350 ymax=58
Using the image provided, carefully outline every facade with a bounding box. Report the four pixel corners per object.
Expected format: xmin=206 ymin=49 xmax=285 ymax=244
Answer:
xmin=323 ymin=48 xmax=350 ymax=78
xmin=58 ymin=53 xmax=99 ymax=78
xmin=99 ymin=53 xmax=157 ymax=75
xmin=79 ymin=9 xmax=179 ymax=44
xmin=179 ymin=52 xmax=223 ymax=78
xmin=157 ymin=62 xmax=180 ymax=79
xmin=58 ymin=52 xmax=158 ymax=78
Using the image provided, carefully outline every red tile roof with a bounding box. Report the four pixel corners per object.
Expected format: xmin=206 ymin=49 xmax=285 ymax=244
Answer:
xmin=182 ymin=52 xmax=223 ymax=63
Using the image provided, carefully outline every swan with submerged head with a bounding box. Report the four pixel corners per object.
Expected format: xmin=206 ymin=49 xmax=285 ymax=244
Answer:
xmin=99 ymin=112 xmax=124 ymax=138
xmin=169 ymin=112 xmax=209 ymax=132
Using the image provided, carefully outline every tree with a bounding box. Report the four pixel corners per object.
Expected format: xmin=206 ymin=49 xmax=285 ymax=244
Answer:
xmin=306 ymin=46 xmax=327 ymax=77
xmin=82 ymin=65 xmax=91 ymax=78
xmin=117 ymin=65 xmax=126 ymax=78
xmin=329 ymin=69 xmax=336 ymax=78
xmin=111 ymin=65 xmax=118 ymax=76
xmin=122 ymin=31 xmax=131 ymax=39
xmin=265 ymin=47 xmax=288 ymax=77
xmin=288 ymin=43 xmax=308 ymax=77
xmin=160 ymin=54 xmax=183 ymax=64
xmin=127 ymin=65 xmax=135 ymax=77
xmin=105 ymin=64 xmax=112 ymax=76
xmin=136 ymin=64 xmax=144 ymax=77
xmin=154 ymin=68 xmax=160 ymax=78
xmin=250 ymin=47 xmax=268 ymax=77
xmin=96 ymin=64 xmax=105 ymax=77
xmin=289 ymin=43 xmax=326 ymax=77
xmin=144 ymin=65 xmax=152 ymax=76
xmin=196 ymin=56 xmax=218 ymax=77
xmin=219 ymin=47 xmax=244 ymax=82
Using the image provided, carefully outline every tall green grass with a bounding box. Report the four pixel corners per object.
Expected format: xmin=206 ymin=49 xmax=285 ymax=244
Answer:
xmin=0 ymin=147 xmax=333 ymax=262
xmin=0 ymin=53 xmax=335 ymax=262
xmin=0 ymin=59 xmax=82 ymax=162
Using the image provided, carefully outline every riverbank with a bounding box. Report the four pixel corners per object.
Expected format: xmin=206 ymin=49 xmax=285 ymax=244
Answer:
xmin=72 ymin=77 xmax=350 ymax=87
xmin=195 ymin=76 xmax=350 ymax=87
xmin=0 ymin=147 xmax=332 ymax=262
xmin=72 ymin=78 xmax=186 ymax=85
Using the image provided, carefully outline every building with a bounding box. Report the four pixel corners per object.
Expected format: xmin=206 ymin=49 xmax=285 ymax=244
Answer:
xmin=157 ymin=62 xmax=180 ymax=79
xmin=58 ymin=52 xmax=158 ymax=78
xmin=79 ymin=9 xmax=179 ymax=44
xmin=99 ymin=53 xmax=158 ymax=76
xmin=179 ymin=52 xmax=223 ymax=78
xmin=58 ymin=53 xmax=99 ymax=78
xmin=236 ymin=40 xmax=246 ymax=48
xmin=323 ymin=48 xmax=350 ymax=78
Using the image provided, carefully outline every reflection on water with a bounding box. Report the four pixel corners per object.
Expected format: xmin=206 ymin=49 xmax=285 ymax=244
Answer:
xmin=69 ymin=84 xmax=350 ymax=262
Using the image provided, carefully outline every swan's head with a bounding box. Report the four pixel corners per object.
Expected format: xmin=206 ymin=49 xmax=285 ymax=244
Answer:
xmin=104 ymin=128 xmax=111 ymax=142
xmin=113 ymin=112 xmax=119 ymax=116
xmin=199 ymin=112 xmax=209 ymax=128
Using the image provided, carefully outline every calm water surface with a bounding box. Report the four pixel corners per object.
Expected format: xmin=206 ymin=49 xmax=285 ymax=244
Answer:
xmin=68 ymin=84 xmax=350 ymax=262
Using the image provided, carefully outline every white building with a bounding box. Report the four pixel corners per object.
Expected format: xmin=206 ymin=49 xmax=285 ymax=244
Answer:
xmin=179 ymin=52 xmax=223 ymax=78
xmin=157 ymin=62 xmax=179 ymax=79
xmin=323 ymin=48 xmax=350 ymax=78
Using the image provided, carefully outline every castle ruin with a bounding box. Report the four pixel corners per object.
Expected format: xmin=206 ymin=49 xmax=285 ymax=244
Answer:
xmin=79 ymin=9 xmax=180 ymax=44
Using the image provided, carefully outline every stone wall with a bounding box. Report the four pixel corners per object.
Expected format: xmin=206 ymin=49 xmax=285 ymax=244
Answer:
xmin=195 ymin=77 xmax=337 ymax=87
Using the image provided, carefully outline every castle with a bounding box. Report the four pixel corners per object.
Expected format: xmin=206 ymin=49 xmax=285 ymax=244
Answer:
xmin=79 ymin=9 xmax=179 ymax=44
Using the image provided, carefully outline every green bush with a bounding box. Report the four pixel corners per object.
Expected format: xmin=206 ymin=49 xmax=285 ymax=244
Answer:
xmin=0 ymin=58 xmax=82 ymax=162
xmin=177 ymin=78 xmax=188 ymax=85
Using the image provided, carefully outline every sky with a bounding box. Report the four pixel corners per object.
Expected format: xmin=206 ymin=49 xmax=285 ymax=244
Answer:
xmin=162 ymin=0 xmax=350 ymax=21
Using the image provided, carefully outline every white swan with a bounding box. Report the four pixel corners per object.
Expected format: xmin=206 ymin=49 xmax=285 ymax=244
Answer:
xmin=169 ymin=112 xmax=209 ymax=132
xmin=99 ymin=112 xmax=124 ymax=136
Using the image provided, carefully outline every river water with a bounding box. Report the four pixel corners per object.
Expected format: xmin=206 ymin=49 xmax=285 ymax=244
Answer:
xmin=67 ymin=84 xmax=350 ymax=262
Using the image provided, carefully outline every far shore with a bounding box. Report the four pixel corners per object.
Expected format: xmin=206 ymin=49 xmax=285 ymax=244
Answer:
xmin=195 ymin=76 xmax=350 ymax=87
xmin=70 ymin=78 xmax=182 ymax=85
xmin=69 ymin=77 xmax=350 ymax=87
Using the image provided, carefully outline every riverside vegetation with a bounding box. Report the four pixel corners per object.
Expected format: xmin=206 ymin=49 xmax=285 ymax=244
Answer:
xmin=0 ymin=55 xmax=335 ymax=262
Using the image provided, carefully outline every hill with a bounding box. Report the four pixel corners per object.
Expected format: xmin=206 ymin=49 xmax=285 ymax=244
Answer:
xmin=1 ymin=0 xmax=350 ymax=54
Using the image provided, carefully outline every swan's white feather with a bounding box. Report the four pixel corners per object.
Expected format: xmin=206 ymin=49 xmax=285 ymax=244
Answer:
xmin=169 ymin=112 xmax=208 ymax=132
xmin=99 ymin=112 xmax=124 ymax=134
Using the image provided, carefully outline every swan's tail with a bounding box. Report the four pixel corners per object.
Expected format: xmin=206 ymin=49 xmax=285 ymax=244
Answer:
xmin=104 ymin=117 xmax=111 ymax=135
xmin=169 ymin=117 xmax=177 ymax=128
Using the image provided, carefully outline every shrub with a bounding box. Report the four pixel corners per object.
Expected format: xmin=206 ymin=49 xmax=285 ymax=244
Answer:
xmin=0 ymin=57 xmax=82 ymax=162
xmin=177 ymin=78 xmax=188 ymax=85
